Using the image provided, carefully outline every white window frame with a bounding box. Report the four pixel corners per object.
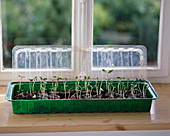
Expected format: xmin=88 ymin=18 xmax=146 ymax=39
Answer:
xmin=147 ymin=0 xmax=170 ymax=83
xmin=0 ymin=0 xmax=170 ymax=85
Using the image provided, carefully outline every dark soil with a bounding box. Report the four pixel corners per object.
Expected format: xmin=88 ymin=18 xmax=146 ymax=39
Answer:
xmin=14 ymin=89 xmax=145 ymax=100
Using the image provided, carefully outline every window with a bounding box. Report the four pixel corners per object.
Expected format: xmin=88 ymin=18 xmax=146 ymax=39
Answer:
xmin=94 ymin=0 xmax=160 ymax=67
xmin=1 ymin=0 xmax=170 ymax=84
xmin=1 ymin=0 xmax=71 ymax=68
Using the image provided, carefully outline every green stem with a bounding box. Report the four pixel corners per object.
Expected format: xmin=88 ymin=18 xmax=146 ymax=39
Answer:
xmin=131 ymin=85 xmax=136 ymax=98
xmin=118 ymin=82 xmax=120 ymax=94
xmin=86 ymin=88 xmax=88 ymax=98
xmin=64 ymin=84 xmax=66 ymax=99
xmin=99 ymin=89 xmax=101 ymax=99
xmin=29 ymin=82 xmax=32 ymax=96
xmin=127 ymin=80 xmax=129 ymax=89
xmin=99 ymin=81 xmax=103 ymax=99
xmin=68 ymin=89 xmax=70 ymax=99
xmin=111 ymin=86 xmax=115 ymax=98
xmin=142 ymin=82 xmax=146 ymax=98
xmin=90 ymin=88 xmax=92 ymax=99
xmin=76 ymin=90 xmax=78 ymax=99
xmin=32 ymin=81 xmax=35 ymax=92
xmin=96 ymin=81 xmax=99 ymax=96
xmin=65 ymin=90 xmax=66 ymax=99
xmin=19 ymin=81 xmax=21 ymax=92
xmin=123 ymin=92 xmax=125 ymax=99
xmin=138 ymin=82 xmax=142 ymax=93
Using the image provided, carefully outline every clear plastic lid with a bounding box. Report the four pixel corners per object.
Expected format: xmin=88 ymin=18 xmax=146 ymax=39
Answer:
xmin=12 ymin=45 xmax=147 ymax=81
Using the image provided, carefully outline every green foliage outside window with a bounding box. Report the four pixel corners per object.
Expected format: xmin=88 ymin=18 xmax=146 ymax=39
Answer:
xmin=1 ymin=0 xmax=160 ymax=67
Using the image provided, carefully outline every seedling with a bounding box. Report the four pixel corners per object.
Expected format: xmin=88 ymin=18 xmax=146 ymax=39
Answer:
xmin=139 ymin=79 xmax=148 ymax=98
xmin=120 ymin=82 xmax=126 ymax=98
xmin=88 ymin=84 xmax=94 ymax=99
xmin=32 ymin=76 xmax=37 ymax=92
xmin=41 ymin=87 xmax=46 ymax=99
xmin=42 ymin=78 xmax=47 ymax=88
xmin=79 ymin=86 xmax=83 ymax=99
xmin=84 ymin=76 xmax=90 ymax=98
xmin=29 ymin=78 xmax=33 ymax=96
xmin=123 ymin=89 xmax=127 ymax=99
xmin=54 ymin=76 xmax=62 ymax=87
xmin=53 ymin=76 xmax=62 ymax=96
xmin=18 ymin=75 xmax=25 ymax=93
xmin=95 ymin=77 xmax=99 ymax=96
xmin=39 ymin=77 xmax=47 ymax=98
xmin=110 ymin=85 xmax=115 ymax=98
xmin=99 ymin=88 xmax=104 ymax=99
xmin=63 ymin=77 xmax=68 ymax=99
xmin=130 ymin=82 xmax=136 ymax=98
xmin=40 ymin=78 xmax=47 ymax=99
xmin=99 ymin=81 xmax=104 ymax=99
xmin=135 ymin=78 xmax=142 ymax=93
xmin=107 ymin=80 xmax=112 ymax=96
xmin=127 ymin=78 xmax=130 ymax=89
xmin=75 ymin=76 xmax=80 ymax=99
xmin=49 ymin=79 xmax=56 ymax=99
xmin=122 ymin=84 xmax=127 ymax=99
xmin=68 ymin=88 xmax=72 ymax=99
xmin=40 ymin=76 xmax=43 ymax=90
xmin=102 ymin=69 xmax=114 ymax=90
xmin=84 ymin=76 xmax=90 ymax=89
xmin=117 ymin=77 xmax=125 ymax=94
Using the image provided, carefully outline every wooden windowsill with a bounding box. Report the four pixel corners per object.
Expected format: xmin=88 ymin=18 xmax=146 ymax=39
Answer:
xmin=0 ymin=84 xmax=170 ymax=133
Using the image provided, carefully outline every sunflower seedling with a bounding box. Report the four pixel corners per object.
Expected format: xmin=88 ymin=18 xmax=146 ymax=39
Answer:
xmin=117 ymin=77 xmax=125 ymax=94
xmin=84 ymin=76 xmax=90 ymax=98
xmin=53 ymin=76 xmax=62 ymax=97
xmin=95 ymin=77 xmax=99 ymax=97
xmin=32 ymin=76 xmax=37 ymax=92
xmin=63 ymin=77 xmax=68 ymax=99
xmin=18 ymin=75 xmax=25 ymax=93
xmin=39 ymin=77 xmax=48 ymax=99
xmin=130 ymin=82 xmax=136 ymax=98
xmin=88 ymin=84 xmax=94 ymax=99
xmin=135 ymin=78 xmax=142 ymax=93
xmin=110 ymin=85 xmax=115 ymax=98
xmin=102 ymin=69 xmax=114 ymax=90
xmin=99 ymin=81 xmax=104 ymax=99
xmin=139 ymin=79 xmax=148 ymax=98
xmin=75 ymin=76 xmax=80 ymax=99
xmin=29 ymin=78 xmax=33 ymax=96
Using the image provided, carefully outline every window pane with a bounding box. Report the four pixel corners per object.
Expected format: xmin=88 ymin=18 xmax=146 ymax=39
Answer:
xmin=1 ymin=0 xmax=71 ymax=68
xmin=94 ymin=0 xmax=160 ymax=66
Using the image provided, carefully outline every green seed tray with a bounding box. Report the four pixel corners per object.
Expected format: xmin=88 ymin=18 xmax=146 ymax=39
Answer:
xmin=5 ymin=81 xmax=158 ymax=114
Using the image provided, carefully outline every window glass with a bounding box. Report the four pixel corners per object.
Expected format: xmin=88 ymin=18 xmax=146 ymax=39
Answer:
xmin=1 ymin=0 xmax=71 ymax=68
xmin=94 ymin=0 xmax=161 ymax=66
